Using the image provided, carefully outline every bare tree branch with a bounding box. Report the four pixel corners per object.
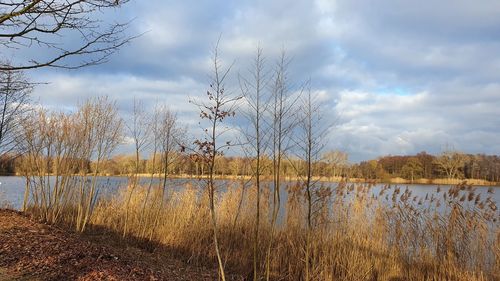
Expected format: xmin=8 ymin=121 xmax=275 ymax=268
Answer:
xmin=0 ymin=66 xmax=33 ymax=159
xmin=0 ymin=0 xmax=135 ymax=70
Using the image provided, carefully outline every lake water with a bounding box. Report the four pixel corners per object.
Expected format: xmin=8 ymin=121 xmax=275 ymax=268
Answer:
xmin=0 ymin=176 xmax=498 ymax=217
xmin=0 ymin=176 xmax=192 ymax=209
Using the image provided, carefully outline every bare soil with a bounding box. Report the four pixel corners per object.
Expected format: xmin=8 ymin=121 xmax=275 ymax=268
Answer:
xmin=0 ymin=209 xmax=233 ymax=280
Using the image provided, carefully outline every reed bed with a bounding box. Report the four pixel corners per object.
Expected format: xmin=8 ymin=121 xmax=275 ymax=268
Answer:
xmin=25 ymin=180 xmax=499 ymax=281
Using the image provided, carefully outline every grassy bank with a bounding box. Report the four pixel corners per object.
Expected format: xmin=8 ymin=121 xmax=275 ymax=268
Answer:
xmin=23 ymin=180 xmax=500 ymax=280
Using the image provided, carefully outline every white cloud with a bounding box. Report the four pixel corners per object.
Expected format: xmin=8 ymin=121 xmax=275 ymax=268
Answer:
xmin=33 ymin=73 xmax=204 ymax=117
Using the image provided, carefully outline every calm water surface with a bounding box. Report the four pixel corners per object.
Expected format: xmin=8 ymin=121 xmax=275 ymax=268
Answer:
xmin=0 ymin=176 xmax=498 ymax=215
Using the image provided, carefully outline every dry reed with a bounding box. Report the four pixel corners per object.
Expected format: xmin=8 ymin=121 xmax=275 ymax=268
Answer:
xmin=26 ymin=180 xmax=499 ymax=281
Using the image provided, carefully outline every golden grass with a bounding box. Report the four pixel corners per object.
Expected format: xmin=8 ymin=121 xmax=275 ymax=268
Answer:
xmin=26 ymin=181 xmax=499 ymax=280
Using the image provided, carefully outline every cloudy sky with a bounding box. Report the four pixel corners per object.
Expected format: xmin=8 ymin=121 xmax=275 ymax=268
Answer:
xmin=15 ymin=0 xmax=500 ymax=162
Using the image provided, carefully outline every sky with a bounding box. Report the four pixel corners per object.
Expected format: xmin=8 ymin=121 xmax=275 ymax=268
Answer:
xmin=12 ymin=0 xmax=500 ymax=162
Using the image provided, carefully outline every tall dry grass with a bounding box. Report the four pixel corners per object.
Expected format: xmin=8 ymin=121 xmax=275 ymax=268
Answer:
xmin=26 ymin=180 xmax=499 ymax=280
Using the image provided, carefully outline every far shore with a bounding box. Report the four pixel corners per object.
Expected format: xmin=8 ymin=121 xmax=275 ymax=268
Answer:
xmin=5 ymin=173 xmax=499 ymax=187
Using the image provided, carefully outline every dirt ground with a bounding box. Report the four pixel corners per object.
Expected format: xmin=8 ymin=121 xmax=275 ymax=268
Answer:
xmin=0 ymin=209 xmax=235 ymax=281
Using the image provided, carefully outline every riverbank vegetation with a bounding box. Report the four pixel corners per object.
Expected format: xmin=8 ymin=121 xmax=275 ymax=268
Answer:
xmin=1 ymin=46 xmax=499 ymax=280
xmin=22 ymin=180 xmax=500 ymax=280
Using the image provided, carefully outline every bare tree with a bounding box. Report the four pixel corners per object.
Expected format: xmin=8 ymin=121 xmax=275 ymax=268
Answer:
xmin=16 ymin=96 xmax=122 ymax=231
xmin=75 ymin=96 xmax=123 ymax=232
xmin=158 ymin=107 xmax=183 ymax=192
xmin=0 ymin=0 xmax=133 ymax=70
xmin=265 ymin=50 xmax=297 ymax=281
xmin=295 ymin=86 xmax=330 ymax=281
xmin=16 ymin=108 xmax=88 ymax=223
xmin=0 ymin=67 xmax=32 ymax=157
xmin=322 ymin=150 xmax=348 ymax=179
xmin=239 ymin=46 xmax=270 ymax=281
xmin=16 ymin=108 xmax=61 ymax=220
xmin=434 ymin=150 xmax=468 ymax=179
xmin=148 ymin=104 xmax=185 ymax=241
xmin=190 ymin=41 xmax=240 ymax=281
xmin=138 ymin=102 xmax=161 ymax=238
xmin=123 ymin=98 xmax=151 ymax=238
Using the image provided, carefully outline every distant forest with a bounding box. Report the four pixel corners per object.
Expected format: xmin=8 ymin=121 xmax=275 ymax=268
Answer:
xmin=354 ymin=152 xmax=500 ymax=182
xmin=2 ymin=150 xmax=499 ymax=183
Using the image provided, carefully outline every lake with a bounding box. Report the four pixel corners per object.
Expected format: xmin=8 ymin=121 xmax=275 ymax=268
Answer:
xmin=0 ymin=176 xmax=498 ymax=216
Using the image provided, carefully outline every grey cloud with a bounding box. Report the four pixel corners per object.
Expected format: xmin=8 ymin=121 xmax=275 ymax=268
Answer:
xmin=14 ymin=0 xmax=500 ymax=161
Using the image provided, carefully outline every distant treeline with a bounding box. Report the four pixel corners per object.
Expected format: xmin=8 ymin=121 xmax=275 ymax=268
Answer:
xmin=352 ymin=152 xmax=500 ymax=182
xmin=3 ymin=150 xmax=499 ymax=183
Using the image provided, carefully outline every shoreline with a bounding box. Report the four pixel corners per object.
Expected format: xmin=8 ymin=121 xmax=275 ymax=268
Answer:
xmin=4 ymin=173 xmax=499 ymax=187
